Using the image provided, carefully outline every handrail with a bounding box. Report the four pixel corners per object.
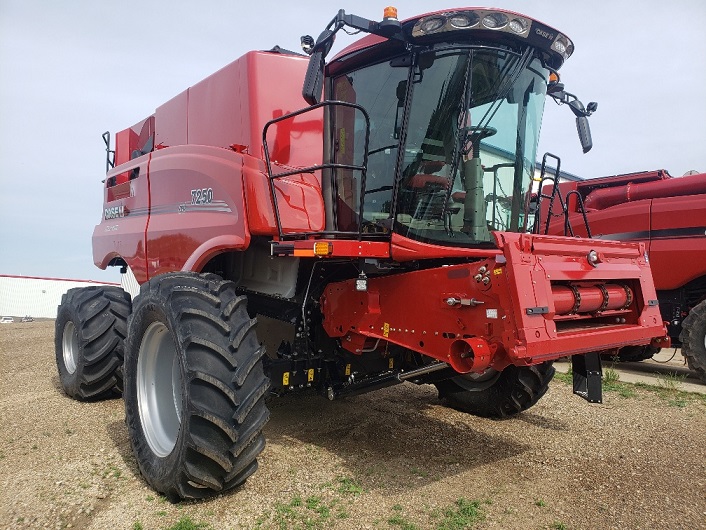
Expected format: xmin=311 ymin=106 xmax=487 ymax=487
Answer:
xmin=262 ymin=100 xmax=371 ymax=241
xmin=532 ymin=152 xmax=592 ymax=238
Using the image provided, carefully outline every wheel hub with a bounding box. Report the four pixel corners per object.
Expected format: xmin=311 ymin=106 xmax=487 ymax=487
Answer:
xmin=62 ymin=321 xmax=79 ymax=375
xmin=137 ymin=321 xmax=183 ymax=457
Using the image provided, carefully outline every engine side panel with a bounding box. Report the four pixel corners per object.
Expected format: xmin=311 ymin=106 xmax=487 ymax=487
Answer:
xmin=145 ymin=145 xmax=249 ymax=278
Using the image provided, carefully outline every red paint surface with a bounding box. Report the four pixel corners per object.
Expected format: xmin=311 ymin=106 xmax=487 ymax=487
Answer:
xmin=545 ymin=170 xmax=706 ymax=291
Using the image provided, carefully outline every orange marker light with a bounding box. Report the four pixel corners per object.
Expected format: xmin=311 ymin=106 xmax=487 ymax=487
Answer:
xmin=313 ymin=242 xmax=333 ymax=256
xmin=549 ymin=72 xmax=560 ymax=84
xmin=383 ymin=6 xmax=398 ymax=19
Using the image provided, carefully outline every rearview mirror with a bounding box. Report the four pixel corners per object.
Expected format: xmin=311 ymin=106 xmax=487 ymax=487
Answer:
xmin=547 ymin=85 xmax=596 ymax=154
xmin=302 ymin=30 xmax=336 ymax=105
xmin=576 ymin=116 xmax=593 ymax=153
xmin=302 ymin=50 xmax=326 ymax=105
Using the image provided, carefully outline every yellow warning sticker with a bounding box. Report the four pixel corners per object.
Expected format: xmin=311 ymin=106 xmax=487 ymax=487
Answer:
xmin=388 ymin=358 xmax=394 ymax=369
xmin=339 ymin=128 xmax=346 ymax=155
xmin=282 ymin=372 xmax=290 ymax=386
xmin=345 ymin=364 xmax=351 ymax=376
xmin=307 ymin=368 xmax=315 ymax=382
xmin=383 ymin=322 xmax=390 ymax=337
xmin=493 ymin=268 xmax=502 ymax=275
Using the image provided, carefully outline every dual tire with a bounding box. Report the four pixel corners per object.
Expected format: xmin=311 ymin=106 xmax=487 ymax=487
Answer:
xmin=55 ymin=273 xmax=270 ymax=500
xmin=55 ymin=286 xmax=131 ymax=399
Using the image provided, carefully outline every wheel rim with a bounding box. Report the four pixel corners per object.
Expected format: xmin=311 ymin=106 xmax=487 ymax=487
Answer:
xmin=62 ymin=321 xmax=79 ymax=374
xmin=137 ymin=321 xmax=183 ymax=457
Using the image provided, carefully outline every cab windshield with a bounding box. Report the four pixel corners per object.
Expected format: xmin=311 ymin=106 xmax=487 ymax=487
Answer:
xmin=331 ymin=45 xmax=548 ymax=246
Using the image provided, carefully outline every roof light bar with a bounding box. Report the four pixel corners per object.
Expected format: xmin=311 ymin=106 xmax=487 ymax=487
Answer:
xmin=411 ymin=8 xmax=574 ymax=64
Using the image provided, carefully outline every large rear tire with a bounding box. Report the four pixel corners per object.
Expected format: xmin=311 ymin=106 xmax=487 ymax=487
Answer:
xmin=124 ymin=272 xmax=270 ymax=500
xmin=55 ymin=286 xmax=131 ymax=400
xmin=434 ymin=362 xmax=555 ymax=418
xmin=680 ymin=299 xmax=706 ymax=383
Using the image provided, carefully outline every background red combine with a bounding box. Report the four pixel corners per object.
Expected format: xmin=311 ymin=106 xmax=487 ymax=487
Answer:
xmin=541 ymin=168 xmax=706 ymax=379
xmin=55 ymin=7 xmax=667 ymax=500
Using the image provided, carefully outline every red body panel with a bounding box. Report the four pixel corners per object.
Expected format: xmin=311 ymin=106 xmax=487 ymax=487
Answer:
xmin=93 ymin=156 xmax=151 ymax=283
xmin=145 ymin=146 xmax=249 ymax=278
xmin=545 ymin=170 xmax=706 ymax=291
xmin=95 ymin=51 xmax=325 ymax=278
xmin=391 ymin=233 xmax=502 ymax=261
xmin=649 ymin=193 xmax=706 ymax=290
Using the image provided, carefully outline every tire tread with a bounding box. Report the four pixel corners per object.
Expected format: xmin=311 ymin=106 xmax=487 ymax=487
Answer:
xmin=124 ymin=272 xmax=269 ymax=500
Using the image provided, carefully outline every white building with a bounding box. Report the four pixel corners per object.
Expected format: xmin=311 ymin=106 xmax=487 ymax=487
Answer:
xmin=0 ymin=275 xmax=122 ymax=319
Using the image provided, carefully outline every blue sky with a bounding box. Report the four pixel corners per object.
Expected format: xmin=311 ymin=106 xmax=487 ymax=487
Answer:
xmin=1 ymin=0 xmax=704 ymax=281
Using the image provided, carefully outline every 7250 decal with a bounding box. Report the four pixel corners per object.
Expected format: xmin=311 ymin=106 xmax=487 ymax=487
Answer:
xmin=191 ymin=188 xmax=213 ymax=205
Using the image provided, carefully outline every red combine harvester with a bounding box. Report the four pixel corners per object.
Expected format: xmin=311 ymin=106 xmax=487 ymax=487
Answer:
xmin=55 ymin=7 xmax=668 ymax=500
xmin=539 ymin=168 xmax=706 ymax=379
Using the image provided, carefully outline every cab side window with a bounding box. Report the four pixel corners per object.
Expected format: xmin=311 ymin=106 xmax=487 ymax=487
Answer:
xmin=331 ymin=61 xmax=408 ymax=232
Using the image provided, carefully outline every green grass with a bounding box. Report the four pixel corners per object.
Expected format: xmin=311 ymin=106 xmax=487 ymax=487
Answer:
xmin=256 ymin=494 xmax=341 ymax=529
xmin=435 ymin=498 xmax=485 ymax=530
xmin=603 ymin=367 xmax=620 ymax=385
xmin=554 ymin=367 xmax=705 ymax=405
xmin=306 ymin=496 xmax=331 ymax=519
xmin=388 ymin=504 xmax=419 ymax=530
xmin=163 ymin=516 xmax=211 ymax=530
xmin=337 ymin=476 xmax=364 ymax=496
xmin=102 ymin=463 xmax=122 ymax=479
xmin=657 ymin=372 xmax=685 ymax=391
xmin=601 ymin=369 xmax=637 ymax=398
xmin=553 ymin=371 xmax=572 ymax=385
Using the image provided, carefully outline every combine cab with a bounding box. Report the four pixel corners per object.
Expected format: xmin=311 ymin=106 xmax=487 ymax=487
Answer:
xmin=55 ymin=7 xmax=668 ymax=500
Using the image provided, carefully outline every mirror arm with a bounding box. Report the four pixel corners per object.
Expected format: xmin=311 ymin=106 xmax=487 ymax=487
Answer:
xmin=549 ymin=89 xmax=597 ymax=118
xmin=548 ymin=86 xmax=598 ymax=154
xmin=302 ymin=10 xmax=406 ymax=106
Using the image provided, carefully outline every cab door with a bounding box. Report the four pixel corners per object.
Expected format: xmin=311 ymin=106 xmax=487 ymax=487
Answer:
xmin=329 ymin=59 xmax=409 ymax=233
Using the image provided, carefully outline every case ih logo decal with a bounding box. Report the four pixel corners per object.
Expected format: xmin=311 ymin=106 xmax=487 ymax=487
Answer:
xmin=534 ymin=28 xmax=554 ymax=41
xmin=104 ymin=205 xmax=125 ymax=219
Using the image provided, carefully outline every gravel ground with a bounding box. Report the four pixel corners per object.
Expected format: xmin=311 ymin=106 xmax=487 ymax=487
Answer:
xmin=1 ymin=321 xmax=705 ymax=530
